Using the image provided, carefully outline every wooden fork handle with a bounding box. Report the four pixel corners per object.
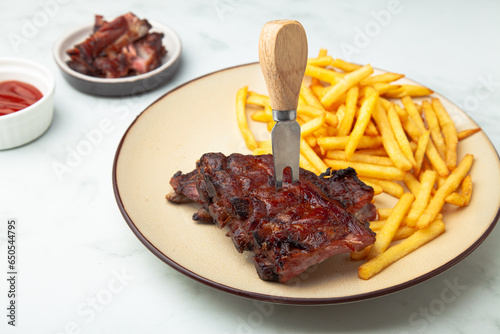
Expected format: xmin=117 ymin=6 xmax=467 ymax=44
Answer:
xmin=258 ymin=20 xmax=308 ymax=112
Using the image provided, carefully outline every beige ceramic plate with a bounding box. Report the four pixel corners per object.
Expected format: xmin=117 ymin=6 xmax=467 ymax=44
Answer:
xmin=113 ymin=63 xmax=500 ymax=304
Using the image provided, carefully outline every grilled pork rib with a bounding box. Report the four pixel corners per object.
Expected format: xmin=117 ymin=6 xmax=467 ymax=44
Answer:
xmin=167 ymin=153 xmax=376 ymax=283
xmin=66 ymin=13 xmax=166 ymax=78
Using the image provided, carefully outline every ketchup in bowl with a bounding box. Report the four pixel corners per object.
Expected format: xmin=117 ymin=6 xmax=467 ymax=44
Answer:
xmin=0 ymin=80 xmax=43 ymax=116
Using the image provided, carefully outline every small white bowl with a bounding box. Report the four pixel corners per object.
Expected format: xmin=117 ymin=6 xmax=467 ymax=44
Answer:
xmin=0 ymin=58 xmax=55 ymax=150
xmin=53 ymin=20 xmax=182 ymax=96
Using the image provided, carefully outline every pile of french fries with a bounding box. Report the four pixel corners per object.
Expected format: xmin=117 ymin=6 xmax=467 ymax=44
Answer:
xmin=235 ymin=49 xmax=481 ymax=280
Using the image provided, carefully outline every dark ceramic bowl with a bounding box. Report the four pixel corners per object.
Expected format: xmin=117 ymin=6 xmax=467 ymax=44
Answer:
xmin=53 ymin=20 xmax=182 ymax=96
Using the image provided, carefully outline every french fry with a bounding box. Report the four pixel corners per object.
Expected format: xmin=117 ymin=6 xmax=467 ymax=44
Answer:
xmin=387 ymin=103 xmax=417 ymax=167
xmin=246 ymin=92 xmax=271 ymax=107
xmin=300 ymin=138 xmax=328 ymax=173
xmin=307 ymin=55 xmax=334 ymax=67
xmin=402 ymin=96 xmax=427 ymax=133
xmin=404 ymin=117 xmax=448 ymax=177
xmin=367 ymin=193 xmax=414 ymax=259
xmin=383 ymin=85 xmax=433 ymax=98
xmin=300 ymin=83 xmax=325 ymax=111
xmin=251 ymin=109 xmax=271 ymax=122
xmin=305 ymin=64 xmax=343 ymax=84
xmin=310 ymin=84 xmax=329 ymax=100
xmin=345 ymin=89 xmax=378 ymax=159
xmin=368 ymin=220 xmax=386 ymax=230
xmin=358 ymin=220 xmax=445 ymax=280
xmin=324 ymin=159 xmax=406 ymax=181
xmin=372 ymin=102 xmax=413 ymax=171
xmin=403 ymin=172 xmax=421 ymax=197
xmin=393 ymin=226 xmax=416 ymax=241
xmin=301 ymin=114 xmax=326 ymax=137
xmin=326 ymin=151 xmax=394 ymax=166
xmin=300 ymin=152 xmax=321 ymax=175
xmin=432 ymin=98 xmax=458 ymax=171
xmin=422 ymin=100 xmax=446 ymax=159
xmin=360 ymin=72 xmax=404 ymax=86
xmin=445 ymin=192 xmax=468 ymax=207
xmin=406 ymin=170 xmax=437 ymax=227
xmin=414 ymin=130 xmax=430 ymax=176
xmin=297 ymin=103 xmax=324 ymax=118
xmin=337 ymin=86 xmax=359 ymax=137
xmin=356 ymin=147 xmax=388 ymax=156
xmin=416 ymin=154 xmax=474 ymax=229
xmin=458 ymin=128 xmax=481 ymax=141
xmin=461 ymin=174 xmax=473 ymax=204
xmin=324 ymin=112 xmax=338 ymax=128
xmin=350 ymin=246 xmax=371 ymax=261
xmin=445 ymin=174 xmax=473 ymax=206
xmin=361 ymin=177 xmax=405 ymax=198
xmin=360 ymin=83 xmax=401 ymax=96
xmin=359 ymin=179 xmax=384 ymax=195
xmin=253 ymin=147 xmax=272 ymax=155
xmin=377 ymin=208 xmax=393 ymax=220
xmin=236 ymin=86 xmax=258 ymax=150
xmin=321 ymin=64 xmax=374 ymax=107
xmin=318 ymin=136 xmax=383 ymax=150
xmin=330 ymin=58 xmax=361 ymax=72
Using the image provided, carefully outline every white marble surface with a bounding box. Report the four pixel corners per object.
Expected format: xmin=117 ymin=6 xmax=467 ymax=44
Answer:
xmin=1 ymin=0 xmax=499 ymax=333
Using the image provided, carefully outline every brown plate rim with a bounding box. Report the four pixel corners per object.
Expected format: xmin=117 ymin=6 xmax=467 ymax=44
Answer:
xmin=112 ymin=62 xmax=500 ymax=305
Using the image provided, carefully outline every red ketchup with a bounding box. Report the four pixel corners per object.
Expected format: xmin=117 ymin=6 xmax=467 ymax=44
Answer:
xmin=0 ymin=80 xmax=43 ymax=116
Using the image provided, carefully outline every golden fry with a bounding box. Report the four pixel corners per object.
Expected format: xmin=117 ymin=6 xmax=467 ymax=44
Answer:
xmin=301 ymin=138 xmax=328 ymax=173
xmin=368 ymin=193 xmax=414 ymax=259
xmin=359 ymin=179 xmax=384 ymax=195
xmin=445 ymin=174 xmax=473 ymax=206
xmin=297 ymin=103 xmax=324 ymax=118
xmin=422 ymin=100 xmax=446 ymax=159
xmin=403 ymin=172 xmax=421 ymax=197
xmin=432 ymin=98 xmax=458 ymax=171
xmin=345 ymin=90 xmax=378 ymax=159
xmin=321 ymin=64 xmax=373 ymax=107
xmin=301 ymin=114 xmax=326 ymax=137
xmin=300 ymin=83 xmax=325 ymax=111
xmin=406 ymin=170 xmax=437 ymax=227
xmin=392 ymin=226 xmax=416 ymax=241
xmin=307 ymin=55 xmax=334 ymax=67
xmin=326 ymin=151 xmax=394 ymax=166
xmin=359 ymin=220 xmax=445 ymax=280
xmin=361 ymin=177 xmax=405 ymax=198
xmin=236 ymin=86 xmax=258 ymax=150
xmin=324 ymin=112 xmax=339 ymax=128
xmin=402 ymin=96 xmax=427 ymax=133
xmin=324 ymin=159 xmax=406 ymax=180
xmin=377 ymin=208 xmax=393 ymax=220
xmin=458 ymin=128 xmax=481 ymax=141
xmin=360 ymin=72 xmax=404 ymax=86
xmin=350 ymin=246 xmax=371 ymax=261
xmin=305 ymin=64 xmax=343 ymax=84
xmin=368 ymin=220 xmax=386 ymax=230
xmin=250 ymin=109 xmax=271 ymax=123
xmin=414 ymin=130 xmax=430 ymax=176
xmin=300 ymin=152 xmax=321 ymax=175
xmin=416 ymin=154 xmax=474 ymax=229
xmin=318 ymin=135 xmax=383 ymax=150
xmin=337 ymin=86 xmax=359 ymax=137
xmin=383 ymin=85 xmax=433 ymax=98
xmin=387 ymin=103 xmax=417 ymax=167
xmin=246 ymin=92 xmax=271 ymax=107
xmin=372 ymin=102 xmax=412 ymax=171
xmin=330 ymin=58 xmax=361 ymax=72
